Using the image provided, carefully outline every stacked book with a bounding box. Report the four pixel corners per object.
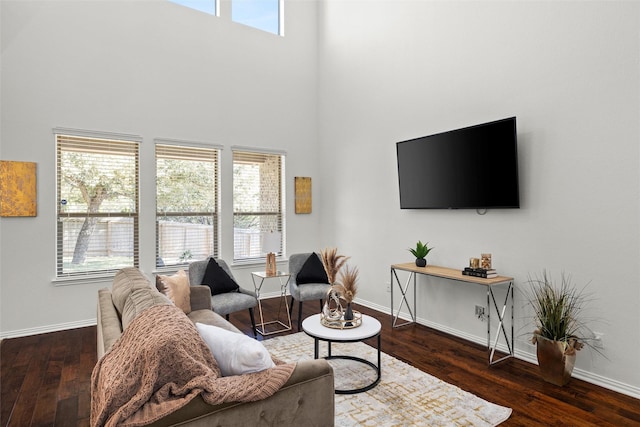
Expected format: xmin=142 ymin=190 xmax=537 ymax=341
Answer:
xmin=462 ymin=267 xmax=498 ymax=278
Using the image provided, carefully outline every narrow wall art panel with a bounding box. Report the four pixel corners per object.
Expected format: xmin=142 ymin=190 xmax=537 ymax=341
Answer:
xmin=295 ymin=177 xmax=312 ymax=214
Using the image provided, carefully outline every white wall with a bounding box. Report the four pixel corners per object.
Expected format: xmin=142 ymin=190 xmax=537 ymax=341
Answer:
xmin=317 ymin=0 xmax=640 ymax=396
xmin=0 ymin=0 xmax=322 ymax=336
xmin=2 ymin=0 xmax=639 ymax=399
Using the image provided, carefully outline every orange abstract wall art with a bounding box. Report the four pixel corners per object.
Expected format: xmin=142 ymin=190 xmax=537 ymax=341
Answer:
xmin=0 ymin=161 xmax=37 ymax=217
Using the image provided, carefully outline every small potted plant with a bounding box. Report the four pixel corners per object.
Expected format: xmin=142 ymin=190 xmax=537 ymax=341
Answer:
xmin=525 ymin=270 xmax=601 ymax=386
xmin=408 ymin=241 xmax=433 ymax=267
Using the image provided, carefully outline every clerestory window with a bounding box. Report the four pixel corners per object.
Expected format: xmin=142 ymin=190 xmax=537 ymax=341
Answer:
xmin=232 ymin=0 xmax=282 ymax=35
xmin=167 ymin=0 xmax=283 ymax=35
xmin=168 ymin=0 xmax=216 ymax=15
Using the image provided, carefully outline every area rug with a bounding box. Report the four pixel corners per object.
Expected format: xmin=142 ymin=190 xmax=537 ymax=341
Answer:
xmin=262 ymin=332 xmax=512 ymax=426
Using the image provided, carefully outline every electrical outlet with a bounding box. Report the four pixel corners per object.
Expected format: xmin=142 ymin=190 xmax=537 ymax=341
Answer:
xmin=593 ymin=331 xmax=604 ymax=349
xmin=475 ymin=305 xmax=486 ymax=321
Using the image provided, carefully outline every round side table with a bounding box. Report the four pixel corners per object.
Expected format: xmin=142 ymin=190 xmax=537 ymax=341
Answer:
xmin=302 ymin=313 xmax=381 ymax=394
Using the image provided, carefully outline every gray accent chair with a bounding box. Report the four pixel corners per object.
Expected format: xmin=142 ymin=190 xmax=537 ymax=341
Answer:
xmin=188 ymin=257 xmax=258 ymax=337
xmin=288 ymin=253 xmax=332 ymax=331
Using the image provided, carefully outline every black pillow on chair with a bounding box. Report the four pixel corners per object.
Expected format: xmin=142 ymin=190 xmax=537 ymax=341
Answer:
xmin=201 ymin=258 xmax=240 ymax=295
xmin=296 ymin=253 xmax=330 ymax=285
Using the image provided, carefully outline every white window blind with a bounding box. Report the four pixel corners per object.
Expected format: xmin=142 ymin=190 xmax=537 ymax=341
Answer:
xmin=56 ymin=133 xmax=139 ymax=277
xmin=232 ymin=150 xmax=284 ymax=262
xmin=156 ymin=143 xmax=219 ymax=268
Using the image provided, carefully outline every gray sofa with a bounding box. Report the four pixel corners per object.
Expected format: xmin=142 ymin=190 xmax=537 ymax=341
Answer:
xmin=96 ymin=267 xmax=335 ymax=426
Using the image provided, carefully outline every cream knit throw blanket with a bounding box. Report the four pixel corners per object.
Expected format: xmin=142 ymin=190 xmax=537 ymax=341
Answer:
xmin=91 ymin=304 xmax=295 ymax=427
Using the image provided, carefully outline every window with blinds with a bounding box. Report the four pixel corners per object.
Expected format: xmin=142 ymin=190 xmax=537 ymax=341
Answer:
xmin=56 ymin=132 xmax=139 ymax=277
xmin=232 ymin=150 xmax=284 ymax=262
xmin=156 ymin=143 xmax=219 ymax=268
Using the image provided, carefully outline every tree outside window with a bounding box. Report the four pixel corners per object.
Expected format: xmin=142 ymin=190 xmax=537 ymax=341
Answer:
xmin=56 ymin=133 xmax=139 ymax=277
xmin=155 ymin=143 xmax=219 ymax=268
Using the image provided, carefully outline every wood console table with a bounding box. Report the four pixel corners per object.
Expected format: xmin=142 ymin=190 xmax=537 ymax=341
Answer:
xmin=390 ymin=263 xmax=514 ymax=366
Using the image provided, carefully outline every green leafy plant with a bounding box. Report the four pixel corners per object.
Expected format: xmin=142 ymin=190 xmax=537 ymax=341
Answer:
xmin=408 ymin=240 xmax=433 ymax=259
xmin=179 ymin=250 xmax=193 ymax=262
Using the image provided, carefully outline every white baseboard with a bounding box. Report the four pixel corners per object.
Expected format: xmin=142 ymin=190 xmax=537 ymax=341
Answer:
xmin=355 ymin=297 xmax=640 ymax=400
xmin=571 ymin=368 xmax=640 ymax=399
xmin=0 ymin=319 xmax=96 ymax=340
xmin=0 ymin=291 xmax=287 ymax=340
xmin=4 ymin=297 xmax=639 ymax=400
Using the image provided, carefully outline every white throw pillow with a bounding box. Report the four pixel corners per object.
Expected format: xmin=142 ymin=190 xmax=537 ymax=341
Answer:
xmin=195 ymin=323 xmax=275 ymax=376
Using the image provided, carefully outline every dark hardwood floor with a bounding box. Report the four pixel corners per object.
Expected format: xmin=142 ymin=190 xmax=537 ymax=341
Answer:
xmin=2 ymin=298 xmax=639 ymax=426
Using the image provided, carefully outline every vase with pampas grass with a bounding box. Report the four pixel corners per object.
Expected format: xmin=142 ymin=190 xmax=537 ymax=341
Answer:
xmin=319 ymin=248 xmax=364 ymax=328
xmin=339 ymin=265 xmax=359 ymax=326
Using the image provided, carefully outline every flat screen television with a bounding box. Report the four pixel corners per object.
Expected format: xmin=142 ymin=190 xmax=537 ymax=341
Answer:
xmin=396 ymin=117 xmax=520 ymax=209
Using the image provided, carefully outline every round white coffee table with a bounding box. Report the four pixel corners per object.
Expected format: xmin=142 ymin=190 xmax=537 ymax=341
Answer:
xmin=302 ymin=313 xmax=381 ymax=394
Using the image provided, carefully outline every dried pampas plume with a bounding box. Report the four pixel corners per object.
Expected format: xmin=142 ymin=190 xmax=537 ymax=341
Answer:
xmin=339 ymin=265 xmax=359 ymax=304
xmin=320 ymin=247 xmax=349 ymax=284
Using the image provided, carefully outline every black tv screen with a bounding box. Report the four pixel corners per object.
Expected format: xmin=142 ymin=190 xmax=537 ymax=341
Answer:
xmin=396 ymin=117 xmax=520 ymax=209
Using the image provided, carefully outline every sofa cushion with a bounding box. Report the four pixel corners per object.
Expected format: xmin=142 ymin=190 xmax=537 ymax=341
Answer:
xmin=195 ymin=323 xmax=275 ymax=376
xmin=296 ymin=252 xmax=329 ymax=285
xmin=156 ymin=270 xmax=191 ymax=314
xmin=122 ymin=287 xmax=172 ymax=330
xmin=97 ymin=288 xmax=123 ymax=357
xmin=112 ymin=267 xmax=154 ymax=317
xmin=201 ymin=258 xmax=239 ymax=296
xmin=187 ymin=309 xmax=242 ymax=333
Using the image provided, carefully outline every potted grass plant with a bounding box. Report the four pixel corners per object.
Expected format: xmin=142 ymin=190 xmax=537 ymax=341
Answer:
xmin=525 ymin=270 xmax=599 ymax=386
xmin=408 ymin=240 xmax=433 ymax=267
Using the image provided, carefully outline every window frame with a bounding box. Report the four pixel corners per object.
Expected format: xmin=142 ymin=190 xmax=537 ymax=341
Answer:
xmin=54 ymin=128 xmax=141 ymax=281
xmin=155 ymin=139 xmax=221 ymax=270
xmin=232 ymin=147 xmax=285 ymax=264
